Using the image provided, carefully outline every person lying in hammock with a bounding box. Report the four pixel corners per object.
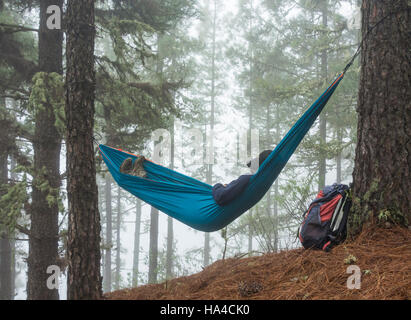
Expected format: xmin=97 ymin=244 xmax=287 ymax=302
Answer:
xmin=119 ymin=149 xmax=272 ymax=206
xmin=212 ymin=149 xmax=272 ymax=206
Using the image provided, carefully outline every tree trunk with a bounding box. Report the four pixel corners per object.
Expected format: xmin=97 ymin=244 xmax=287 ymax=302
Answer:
xmin=132 ymin=199 xmax=142 ymax=287
xmin=247 ymin=217 xmax=253 ymax=256
xmin=148 ymin=206 xmax=159 ymax=284
xmin=103 ymin=175 xmax=112 ymax=292
xmin=336 ymin=126 xmax=342 ymax=184
xmin=10 ymin=157 xmax=17 ymax=299
xmin=98 ymin=180 xmax=105 ymax=286
xmin=247 ymin=0 xmax=254 ymax=258
xmin=203 ymin=232 xmax=210 ymax=266
xmin=273 ymin=105 xmax=280 ymax=253
xmin=115 ymin=187 xmax=121 ymax=290
xmin=166 ymin=119 xmax=175 ymax=280
xmin=318 ymin=0 xmax=328 ymax=190
xmin=0 ymin=150 xmax=12 ymax=300
xmin=349 ymin=0 xmax=411 ymax=236
xmin=166 ymin=217 xmax=173 ymax=279
xmin=66 ymin=0 xmax=102 ymax=299
xmin=273 ymin=179 xmax=279 ymax=252
xmin=27 ymin=0 xmax=63 ymax=300
xmin=203 ymin=0 xmax=218 ymax=267
xmin=265 ymin=187 xmax=272 ymax=250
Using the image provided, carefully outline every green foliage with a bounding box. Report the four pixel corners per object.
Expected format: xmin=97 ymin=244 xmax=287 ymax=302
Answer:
xmin=349 ymin=177 xmax=408 ymax=237
xmin=344 ymin=253 xmax=357 ymax=264
xmin=378 ymin=208 xmax=408 ymax=226
xmin=32 ymin=166 xmax=64 ymax=212
xmin=28 ymin=72 xmax=65 ymax=135
xmin=0 ymin=173 xmax=28 ymax=232
xmin=94 ymin=1 xmax=199 ymax=154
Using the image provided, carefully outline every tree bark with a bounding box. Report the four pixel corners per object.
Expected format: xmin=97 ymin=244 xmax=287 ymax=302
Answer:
xmin=27 ymin=0 xmax=63 ymax=300
xmin=350 ymin=0 xmax=411 ymax=235
xmin=66 ymin=0 xmax=102 ymax=299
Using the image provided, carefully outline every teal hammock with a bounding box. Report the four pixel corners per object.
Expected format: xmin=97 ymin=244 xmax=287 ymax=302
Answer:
xmin=100 ymin=73 xmax=345 ymax=232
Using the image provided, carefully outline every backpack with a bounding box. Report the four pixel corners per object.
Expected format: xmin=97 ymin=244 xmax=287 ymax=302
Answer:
xmin=298 ymin=183 xmax=352 ymax=252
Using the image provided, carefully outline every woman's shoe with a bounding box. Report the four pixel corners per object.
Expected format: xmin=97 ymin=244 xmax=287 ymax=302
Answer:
xmin=132 ymin=156 xmax=147 ymax=178
xmin=120 ymin=158 xmax=133 ymax=174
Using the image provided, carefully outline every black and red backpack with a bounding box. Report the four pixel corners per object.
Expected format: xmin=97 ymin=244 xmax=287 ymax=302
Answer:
xmin=299 ymin=183 xmax=352 ymax=252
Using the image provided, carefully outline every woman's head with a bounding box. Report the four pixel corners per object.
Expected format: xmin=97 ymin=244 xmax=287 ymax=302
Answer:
xmin=247 ymin=149 xmax=272 ymax=172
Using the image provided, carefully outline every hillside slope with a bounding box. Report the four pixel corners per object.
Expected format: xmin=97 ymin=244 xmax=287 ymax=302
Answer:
xmin=106 ymin=226 xmax=410 ymax=300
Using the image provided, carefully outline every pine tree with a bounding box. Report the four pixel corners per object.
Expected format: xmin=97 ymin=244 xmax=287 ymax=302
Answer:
xmin=148 ymin=206 xmax=159 ymax=284
xmin=132 ymin=198 xmax=142 ymax=287
xmin=349 ymin=0 xmax=410 ymax=235
xmin=0 ymin=2 xmax=37 ymax=299
xmin=0 ymin=97 xmax=12 ymax=299
xmin=27 ymin=0 xmax=63 ymax=300
xmin=66 ymin=0 xmax=102 ymax=300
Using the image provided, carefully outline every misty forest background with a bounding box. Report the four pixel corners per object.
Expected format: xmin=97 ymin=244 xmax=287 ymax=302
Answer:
xmin=0 ymin=0 xmax=363 ymax=299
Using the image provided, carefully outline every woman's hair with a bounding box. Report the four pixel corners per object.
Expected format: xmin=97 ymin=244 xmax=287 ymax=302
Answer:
xmin=246 ymin=149 xmax=272 ymax=168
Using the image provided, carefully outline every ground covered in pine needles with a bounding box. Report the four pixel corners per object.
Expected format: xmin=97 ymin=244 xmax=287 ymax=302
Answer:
xmin=105 ymin=225 xmax=410 ymax=300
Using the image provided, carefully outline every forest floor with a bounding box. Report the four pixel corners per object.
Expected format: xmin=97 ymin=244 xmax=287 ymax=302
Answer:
xmin=105 ymin=225 xmax=410 ymax=300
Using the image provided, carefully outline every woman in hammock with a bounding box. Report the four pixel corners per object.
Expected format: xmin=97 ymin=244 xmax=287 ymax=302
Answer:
xmin=119 ymin=149 xmax=272 ymax=206
xmin=212 ymin=149 xmax=271 ymax=206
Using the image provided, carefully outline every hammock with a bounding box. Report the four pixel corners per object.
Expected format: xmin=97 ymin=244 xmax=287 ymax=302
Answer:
xmin=99 ymin=73 xmax=345 ymax=232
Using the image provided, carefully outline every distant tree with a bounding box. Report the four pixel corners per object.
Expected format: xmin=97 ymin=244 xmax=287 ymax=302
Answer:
xmin=166 ymin=117 xmax=175 ymax=280
xmin=26 ymin=0 xmax=64 ymax=300
xmin=148 ymin=206 xmax=159 ymax=284
xmin=103 ymin=174 xmax=112 ymax=292
xmin=132 ymin=198 xmax=142 ymax=287
xmin=0 ymin=2 xmax=37 ymax=300
xmin=0 ymin=96 xmax=12 ymax=300
xmin=203 ymin=0 xmax=218 ymax=267
xmin=114 ymin=187 xmax=121 ymax=290
xmin=349 ymin=0 xmax=410 ymax=235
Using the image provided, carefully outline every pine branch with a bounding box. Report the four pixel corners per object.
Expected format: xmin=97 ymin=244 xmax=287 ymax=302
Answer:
xmin=0 ymin=22 xmax=39 ymax=33
xmin=0 ymin=216 xmax=31 ymax=236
